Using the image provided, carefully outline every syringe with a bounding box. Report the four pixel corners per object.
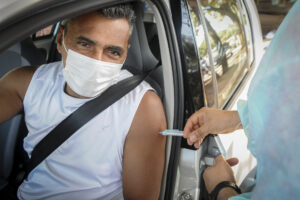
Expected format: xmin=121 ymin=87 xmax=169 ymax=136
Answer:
xmin=159 ymin=129 xmax=184 ymax=137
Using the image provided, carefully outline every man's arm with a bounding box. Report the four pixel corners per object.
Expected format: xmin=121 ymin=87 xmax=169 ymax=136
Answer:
xmin=0 ymin=66 xmax=36 ymax=123
xmin=123 ymin=91 xmax=167 ymax=199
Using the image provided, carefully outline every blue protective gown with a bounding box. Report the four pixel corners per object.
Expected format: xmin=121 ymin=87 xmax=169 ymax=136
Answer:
xmin=230 ymin=1 xmax=300 ymax=199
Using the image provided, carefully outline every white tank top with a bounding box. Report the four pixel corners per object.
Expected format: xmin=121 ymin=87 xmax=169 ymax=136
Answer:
xmin=17 ymin=61 xmax=153 ymax=200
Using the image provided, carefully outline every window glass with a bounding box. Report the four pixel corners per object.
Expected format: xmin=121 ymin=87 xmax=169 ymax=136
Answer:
xmin=187 ymin=0 xmax=216 ymax=108
xmin=255 ymin=0 xmax=295 ymax=36
xmin=201 ymin=0 xmax=249 ymax=107
xmin=241 ymin=1 xmax=254 ymax=66
xmin=256 ymin=0 xmax=295 ymax=14
xmin=33 ymin=25 xmax=54 ymax=40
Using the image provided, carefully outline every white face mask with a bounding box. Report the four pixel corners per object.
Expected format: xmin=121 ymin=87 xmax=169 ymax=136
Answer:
xmin=62 ymin=34 xmax=123 ymax=98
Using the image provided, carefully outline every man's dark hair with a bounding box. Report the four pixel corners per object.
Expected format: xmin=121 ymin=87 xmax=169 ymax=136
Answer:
xmin=98 ymin=4 xmax=135 ymax=33
xmin=62 ymin=4 xmax=135 ymax=35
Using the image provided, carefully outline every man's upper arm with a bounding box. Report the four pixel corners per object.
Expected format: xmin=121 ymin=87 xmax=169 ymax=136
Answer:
xmin=0 ymin=66 xmax=36 ymax=123
xmin=123 ymin=91 xmax=167 ymax=199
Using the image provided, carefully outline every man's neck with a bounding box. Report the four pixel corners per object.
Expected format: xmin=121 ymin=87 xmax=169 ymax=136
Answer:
xmin=64 ymin=84 xmax=89 ymax=99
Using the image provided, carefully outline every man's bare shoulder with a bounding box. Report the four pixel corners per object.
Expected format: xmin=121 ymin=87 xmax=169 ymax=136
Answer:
xmin=6 ymin=66 xmax=37 ymax=79
xmin=0 ymin=66 xmax=38 ymax=100
xmin=135 ymin=90 xmax=166 ymax=133
xmin=125 ymin=89 xmax=167 ymax=147
xmin=0 ymin=66 xmax=38 ymax=122
xmin=141 ymin=90 xmax=162 ymax=107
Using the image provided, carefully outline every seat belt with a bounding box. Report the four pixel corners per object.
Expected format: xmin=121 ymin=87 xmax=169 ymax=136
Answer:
xmin=24 ymin=64 xmax=159 ymax=178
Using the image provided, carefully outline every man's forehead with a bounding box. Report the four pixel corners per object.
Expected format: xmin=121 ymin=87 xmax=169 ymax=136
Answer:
xmin=67 ymin=13 xmax=130 ymax=37
xmin=68 ymin=12 xmax=130 ymax=29
xmin=65 ymin=12 xmax=131 ymax=48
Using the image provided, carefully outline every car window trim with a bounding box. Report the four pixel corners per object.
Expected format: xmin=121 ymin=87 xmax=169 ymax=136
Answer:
xmin=221 ymin=0 xmax=257 ymax=109
xmin=242 ymin=0 xmax=255 ymax=67
xmin=237 ymin=0 xmax=250 ymax=69
xmin=196 ymin=0 xmax=219 ymax=108
xmin=218 ymin=0 xmax=252 ymax=109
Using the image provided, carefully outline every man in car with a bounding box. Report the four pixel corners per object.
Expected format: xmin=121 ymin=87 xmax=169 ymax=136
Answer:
xmin=0 ymin=4 xmax=166 ymax=200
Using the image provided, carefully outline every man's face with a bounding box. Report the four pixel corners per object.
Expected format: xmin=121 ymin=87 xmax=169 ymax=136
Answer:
xmin=57 ymin=12 xmax=131 ymax=66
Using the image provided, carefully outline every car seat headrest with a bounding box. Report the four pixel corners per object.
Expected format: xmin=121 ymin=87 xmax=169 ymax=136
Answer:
xmin=0 ymin=43 xmax=30 ymax=77
xmin=124 ymin=2 xmax=159 ymax=74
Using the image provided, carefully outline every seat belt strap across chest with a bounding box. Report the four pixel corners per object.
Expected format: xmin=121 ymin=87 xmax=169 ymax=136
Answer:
xmin=24 ymin=65 xmax=158 ymax=178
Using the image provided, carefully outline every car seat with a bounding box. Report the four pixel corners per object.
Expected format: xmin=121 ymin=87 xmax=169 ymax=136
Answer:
xmin=144 ymin=21 xmax=161 ymax=61
xmin=0 ymin=38 xmax=46 ymax=190
xmin=20 ymin=38 xmax=47 ymax=66
xmin=123 ymin=2 xmax=164 ymax=99
xmin=0 ymin=43 xmax=30 ymax=190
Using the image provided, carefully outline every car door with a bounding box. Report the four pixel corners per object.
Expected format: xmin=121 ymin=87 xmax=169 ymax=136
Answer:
xmin=169 ymin=0 xmax=264 ymax=199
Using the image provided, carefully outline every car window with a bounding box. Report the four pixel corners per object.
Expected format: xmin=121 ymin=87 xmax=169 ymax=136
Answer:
xmin=256 ymin=0 xmax=295 ymax=14
xmin=255 ymin=0 xmax=295 ymax=38
xmin=171 ymin=0 xmax=205 ymax=112
xmin=186 ymin=0 xmax=254 ymax=108
xmin=186 ymin=0 xmax=216 ymax=108
xmin=200 ymin=0 xmax=250 ymax=108
xmin=32 ymin=25 xmax=54 ymax=40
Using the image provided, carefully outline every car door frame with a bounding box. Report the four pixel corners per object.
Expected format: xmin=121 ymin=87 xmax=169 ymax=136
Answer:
xmin=169 ymin=0 xmax=264 ymax=199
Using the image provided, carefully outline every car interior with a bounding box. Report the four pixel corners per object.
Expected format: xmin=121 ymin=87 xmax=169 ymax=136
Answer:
xmin=0 ymin=1 xmax=180 ymax=198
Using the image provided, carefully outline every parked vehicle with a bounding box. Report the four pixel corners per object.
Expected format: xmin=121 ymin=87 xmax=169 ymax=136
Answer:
xmin=0 ymin=0 xmax=263 ymax=199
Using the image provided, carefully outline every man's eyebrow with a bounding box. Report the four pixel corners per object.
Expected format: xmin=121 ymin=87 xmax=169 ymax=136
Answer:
xmin=77 ymin=36 xmax=96 ymax=44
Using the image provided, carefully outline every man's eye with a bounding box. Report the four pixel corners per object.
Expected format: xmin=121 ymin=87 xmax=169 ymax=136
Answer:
xmin=110 ymin=50 xmax=121 ymax=57
xmin=78 ymin=41 xmax=90 ymax=48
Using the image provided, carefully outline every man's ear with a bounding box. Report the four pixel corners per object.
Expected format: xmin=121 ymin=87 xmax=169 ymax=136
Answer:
xmin=128 ymin=44 xmax=131 ymax=49
xmin=56 ymin=26 xmax=64 ymax=54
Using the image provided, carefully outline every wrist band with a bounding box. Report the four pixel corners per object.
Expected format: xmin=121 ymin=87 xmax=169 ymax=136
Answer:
xmin=210 ymin=181 xmax=241 ymax=200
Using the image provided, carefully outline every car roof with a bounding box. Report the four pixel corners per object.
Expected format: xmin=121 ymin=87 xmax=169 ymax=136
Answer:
xmin=0 ymin=0 xmax=124 ymax=52
xmin=0 ymin=0 xmax=170 ymax=27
